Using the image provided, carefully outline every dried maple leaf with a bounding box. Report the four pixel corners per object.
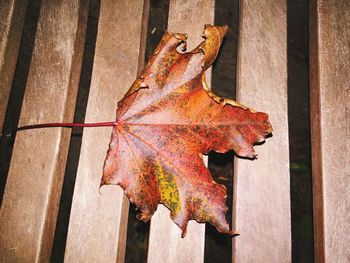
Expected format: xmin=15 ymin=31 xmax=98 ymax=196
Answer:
xmin=101 ymin=25 xmax=272 ymax=237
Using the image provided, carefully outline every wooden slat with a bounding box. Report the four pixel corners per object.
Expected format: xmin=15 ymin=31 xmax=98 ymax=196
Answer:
xmin=147 ymin=1 xmax=214 ymax=262
xmin=309 ymin=0 xmax=350 ymax=262
xmin=0 ymin=0 xmax=28 ymax=131
xmin=0 ymin=1 xmax=89 ymax=261
xmin=233 ymin=1 xmax=291 ymax=262
xmin=64 ymin=1 xmax=149 ymax=262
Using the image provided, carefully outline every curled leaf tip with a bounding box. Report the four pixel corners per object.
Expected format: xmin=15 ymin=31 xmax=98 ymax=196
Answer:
xmin=181 ymin=228 xmax=187 ymax=238
xmin=230 ymin=231 xmax=240 ymax=237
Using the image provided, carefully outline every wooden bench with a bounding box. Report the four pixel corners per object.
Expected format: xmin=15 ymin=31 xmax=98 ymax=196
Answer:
xmin=0 ymin=0 xmax=349 ymax=262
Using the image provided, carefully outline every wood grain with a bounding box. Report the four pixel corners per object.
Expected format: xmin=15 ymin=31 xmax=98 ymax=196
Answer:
xmin=309 ymin=0 xmax=350 ymax=262
xmin=147 ymin=1 xmax=214 ymax=262
xmin=233 ymin=1 xmax=291 ymax=262
xmin=0 ymin=0 xmax=28 ymax=131
xmin=0 ymin=1 xmax=89 ymax=261
xmin=64 ymin=1 xmax=149 ymax=262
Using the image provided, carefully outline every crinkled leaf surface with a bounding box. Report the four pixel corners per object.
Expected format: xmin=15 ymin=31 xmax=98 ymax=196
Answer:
xmin=101 ymin=25 xmax=272 ymax=237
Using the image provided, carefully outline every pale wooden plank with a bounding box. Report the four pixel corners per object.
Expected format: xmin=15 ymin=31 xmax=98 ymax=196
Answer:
xmin=0 ymin=1 xmax=89 ymax=261
xmin=0 ymin=0 xmax=28 ymax=131
xmin=233 ymin=1 xmax=291 ymax=262
xmin=64 ymin=1 xmax=149 ymax=262
xmin=147 ymin=1 xmax=214 ymax=262
xmin=309 ymin=0 xmax=350 ymax=262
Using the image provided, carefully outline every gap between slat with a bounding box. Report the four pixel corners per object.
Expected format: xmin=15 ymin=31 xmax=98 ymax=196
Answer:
xmin=50 ymin=1 xmax=101 ymax=261
xmin=0 ymin=0 xmax=42 ymax=204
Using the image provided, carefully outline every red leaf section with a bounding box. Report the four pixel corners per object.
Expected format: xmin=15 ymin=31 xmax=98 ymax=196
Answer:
xmin=101 ymin=25 xmax=272 ymax=237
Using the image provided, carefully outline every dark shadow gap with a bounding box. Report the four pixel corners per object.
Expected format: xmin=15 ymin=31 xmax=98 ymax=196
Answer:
xmin=50 ymin=1 xmax=100 ymax=261
xmin=205 ymin=0 xmax=239 ymax=262
xmin=124 ymin=1 xmax=170 ymax=263
xmin=0 ymin=0 xmax=42 ymax=204
xmin=287 ymin=0 xmax=314 ymax=262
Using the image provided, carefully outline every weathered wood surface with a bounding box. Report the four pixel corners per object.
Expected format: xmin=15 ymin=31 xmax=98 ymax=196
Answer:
xmin=0 ymin=0 xmax=28 ymax=131
xmin=233 ymin=1 xmax=291 ymax=262
xmin=64 ymin=1 xmax=149 ymax=262
xmin=309 ymin=0 xmax=350 ymax=262
xmin=0 ymin=1 xmax=89 ymax=261
xmin=147 ymin=0 xmax=214 ymax=262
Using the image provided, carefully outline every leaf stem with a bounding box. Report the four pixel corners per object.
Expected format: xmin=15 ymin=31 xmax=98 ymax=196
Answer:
xmin=1 ymin=121 xmax=117 ymax=138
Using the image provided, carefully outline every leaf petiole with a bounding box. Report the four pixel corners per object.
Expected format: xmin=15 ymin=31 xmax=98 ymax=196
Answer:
xmin=1 ymin=121 xmax=117 ymax=138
